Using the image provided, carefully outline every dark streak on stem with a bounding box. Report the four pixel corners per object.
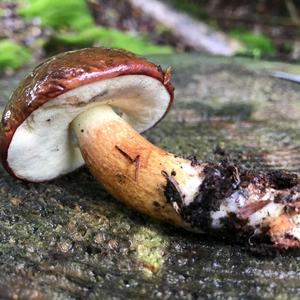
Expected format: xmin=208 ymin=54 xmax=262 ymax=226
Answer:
xmin=162 ymin=170 xmax=184 ymax=213
xmin=134 ymin=155 xmax=141 ymax=181
xmin=115 ymin=145 xmax=141 ymax=181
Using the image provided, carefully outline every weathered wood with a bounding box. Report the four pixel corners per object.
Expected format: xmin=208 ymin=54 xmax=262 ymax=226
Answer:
xmin=1 ymin=54 xmax=300 ymax=298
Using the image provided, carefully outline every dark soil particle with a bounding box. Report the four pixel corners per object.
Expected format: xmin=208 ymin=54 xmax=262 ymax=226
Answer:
xmin=273 ymin=187 xmax=300 ymax=204
xmin=213 ymin=144 xmax=226 ymax=156
xmin=162 ymin=171 xmax=183 ymax=209
xmin=266 ymin=170 xmax=298 ymax=189
xmin=186 ymin=155 xmax=200 ymax=167
xmin=153 ymin=201 xmax=160 ymax=208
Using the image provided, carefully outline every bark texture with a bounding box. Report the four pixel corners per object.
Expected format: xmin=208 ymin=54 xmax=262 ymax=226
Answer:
xmin=1 ymin=54 xmax=300 ymax=298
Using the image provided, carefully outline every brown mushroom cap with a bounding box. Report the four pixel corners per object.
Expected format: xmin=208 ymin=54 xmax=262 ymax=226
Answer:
xmin=0 ymin=48 xmax=174 ymax=182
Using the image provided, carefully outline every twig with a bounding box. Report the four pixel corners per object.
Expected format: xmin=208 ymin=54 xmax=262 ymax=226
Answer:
xmin=128 ymin=0 xmax=242 ymax=56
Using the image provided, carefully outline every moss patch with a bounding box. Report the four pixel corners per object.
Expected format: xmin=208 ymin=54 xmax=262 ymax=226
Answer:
xmin=230 ymin=29 xmax=276 ymax=58
xmin=19 ymin=0 xmax=173 ymax=55
xmin=0 ymin=39 xmax=31 ymax=71
xmin=19 ymin=0 xmax=94 ymax=30
xmin=54 ymin=26 xmax=172 ymax=55
xmin=132 ymin=225 xmax=168 ymax=276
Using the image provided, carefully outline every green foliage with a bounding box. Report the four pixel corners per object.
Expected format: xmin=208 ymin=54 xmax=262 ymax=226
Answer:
xmin=19 ymin=0 xmax=173 ymax=55
xmin=55 ymin=27 xmax=172 ymax=55
xmin=0 ymin=40 xmax=31 ymax=71
xmin=170 ymin=0 xmax=208 ymax=20
xmin=19 ymin=0 xmax=93 ymax=30
xmin=230 ymin=29 xmax=276 ymax=58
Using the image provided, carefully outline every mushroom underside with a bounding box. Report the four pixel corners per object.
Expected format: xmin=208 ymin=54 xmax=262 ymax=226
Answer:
xmin=7 ymin=75 xmax=170 ymax=181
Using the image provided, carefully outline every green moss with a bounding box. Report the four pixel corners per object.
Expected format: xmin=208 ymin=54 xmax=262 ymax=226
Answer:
xmin=19 ymin=0 xmax=173 ymax=55
xmin=169 ymin=0 xmax=208 ymax=20
xmin=133 ymin=225 xmax=168 ymax=276
xmin=19 ymin=0 xmax=93 ymax=30
xmin=0 ymin=39 xmax=31 ymax=71
xmin=230 ymin=29 xmax=276 ymax=58
xmin=55 ymin=27 xmax=172 ymax=55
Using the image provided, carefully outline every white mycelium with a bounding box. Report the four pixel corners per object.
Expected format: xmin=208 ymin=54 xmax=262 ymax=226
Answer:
xmin=180 ymin=162 xmax=203 ymax=206
xmin=210 ymin=190 xmax=247 ymax=228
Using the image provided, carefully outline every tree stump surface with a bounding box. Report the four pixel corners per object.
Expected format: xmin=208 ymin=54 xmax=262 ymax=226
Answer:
xmin=0 ymin=54 xmax=300 ymax=299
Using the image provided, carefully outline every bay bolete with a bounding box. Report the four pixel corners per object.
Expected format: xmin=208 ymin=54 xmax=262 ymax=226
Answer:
xmin=2 ymin=47 xmax=300 ymax=250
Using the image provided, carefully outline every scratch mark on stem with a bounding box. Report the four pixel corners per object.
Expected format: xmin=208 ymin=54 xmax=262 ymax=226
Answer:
xmin=115 ymin=145 xmax=141 ymax=181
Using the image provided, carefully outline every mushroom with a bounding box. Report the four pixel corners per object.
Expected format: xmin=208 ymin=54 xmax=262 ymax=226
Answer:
xmin=2 ymin=47 xmax=300 ymax=249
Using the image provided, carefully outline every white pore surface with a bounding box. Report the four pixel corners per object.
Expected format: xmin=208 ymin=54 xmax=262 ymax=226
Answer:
xmin=8 ymin=75 xmax=170 ymax=181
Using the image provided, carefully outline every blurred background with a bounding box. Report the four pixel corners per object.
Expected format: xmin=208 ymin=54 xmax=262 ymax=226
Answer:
xmin=1 ymin=0 xmax=300 ymax=74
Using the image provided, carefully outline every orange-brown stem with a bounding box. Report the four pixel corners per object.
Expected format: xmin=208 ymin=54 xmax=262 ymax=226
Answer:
xmin=72 ymin=106 xmax=203 ymax=228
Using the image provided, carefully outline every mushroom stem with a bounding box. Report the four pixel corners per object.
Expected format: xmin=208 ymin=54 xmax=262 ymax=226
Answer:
xmin=71 ymin=105 xmax=203 ymax=228
xmin=72 ymin=105 xmax=300 ymax=249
